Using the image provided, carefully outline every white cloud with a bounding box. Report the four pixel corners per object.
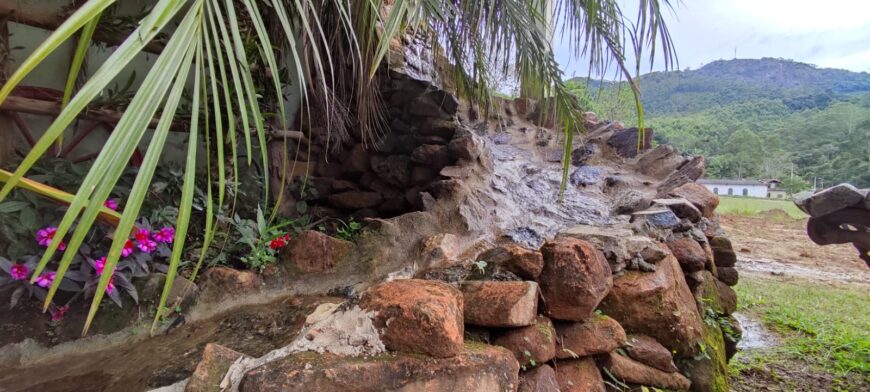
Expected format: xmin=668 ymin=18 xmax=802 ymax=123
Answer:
xmin=557 ymin=0 xmax=870 ymax=75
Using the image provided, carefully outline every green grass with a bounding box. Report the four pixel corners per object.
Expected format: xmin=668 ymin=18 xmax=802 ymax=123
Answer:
xmin=734 ymin=276 xmax=870 ymax=381
xmin=717 ymin=196 xmax=807 ymax=219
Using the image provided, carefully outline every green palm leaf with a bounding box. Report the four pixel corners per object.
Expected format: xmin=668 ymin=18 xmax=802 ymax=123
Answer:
xmin=0 ymin=0 xmax=677 ymax=334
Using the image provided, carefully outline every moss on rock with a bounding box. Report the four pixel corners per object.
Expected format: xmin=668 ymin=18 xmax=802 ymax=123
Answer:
xmin=678 ymin=308 xmax=730 ymax=392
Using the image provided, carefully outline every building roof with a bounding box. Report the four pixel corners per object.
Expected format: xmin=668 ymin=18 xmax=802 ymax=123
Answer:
xmin=698 ymin=179 xmax=766 ymax=186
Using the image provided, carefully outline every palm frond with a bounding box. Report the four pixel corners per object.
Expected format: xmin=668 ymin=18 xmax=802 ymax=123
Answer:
xmin=0 ymin=0 xmax=677 ymax=334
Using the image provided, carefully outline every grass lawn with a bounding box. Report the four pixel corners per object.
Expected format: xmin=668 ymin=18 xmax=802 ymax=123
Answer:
xmin=731 ymin=275 xmax=870 ymax=390
xmin=717 ymin=196 xmax=807 ymax=219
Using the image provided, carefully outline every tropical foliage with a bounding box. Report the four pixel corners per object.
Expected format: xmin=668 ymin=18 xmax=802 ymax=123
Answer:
xmin=0 ymin=0 xmax=676 ymax=334
xmin=571 ymin=58 xmax=870 ymax=187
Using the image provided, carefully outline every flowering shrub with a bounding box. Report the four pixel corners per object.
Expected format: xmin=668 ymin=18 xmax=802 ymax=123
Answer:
xmin=0 ymin=219 xmax=175 ymax=321
xmin=230 ymin=207 xmax=297 ymax=272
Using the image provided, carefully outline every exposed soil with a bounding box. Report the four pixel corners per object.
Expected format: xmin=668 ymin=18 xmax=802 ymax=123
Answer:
xmin=720 ymin=212 xmax=870 ymax=285
xmin=730 ymin=361 xmax=867 ymax=392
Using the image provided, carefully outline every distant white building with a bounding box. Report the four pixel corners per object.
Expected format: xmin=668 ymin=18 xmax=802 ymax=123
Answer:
xmin=698 ymin=179 xmax=769 ymax=198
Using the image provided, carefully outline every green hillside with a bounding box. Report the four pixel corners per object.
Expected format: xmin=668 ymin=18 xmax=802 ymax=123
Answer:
xmin=568 ymin=58 xmax=870 ymax=188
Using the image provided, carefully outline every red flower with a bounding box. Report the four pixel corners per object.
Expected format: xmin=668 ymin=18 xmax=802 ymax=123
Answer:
xmin=268 ymin=234 xmax=291 ymax=250
xmin=50 ymin=305 xmax=69 ymax=321
xmin=122 ymin=240 xmax=135 ymax=257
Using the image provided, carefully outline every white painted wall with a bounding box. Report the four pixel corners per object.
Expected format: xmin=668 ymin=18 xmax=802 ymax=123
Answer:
xmin=703 ymin=183 xmax=768 ymax=198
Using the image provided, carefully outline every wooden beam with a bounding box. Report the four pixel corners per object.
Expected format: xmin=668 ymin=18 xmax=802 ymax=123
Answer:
xmin=0 ymin=1 xmax=163 ymax=54
xmin=0 ymin=95 xmax=166 ymax=128
xmin=1 ymin=96 xmax=313 ymax=139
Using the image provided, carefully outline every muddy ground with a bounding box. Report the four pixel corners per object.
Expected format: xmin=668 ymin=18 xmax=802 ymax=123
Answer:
xmin=720 ymin=211 xmax=870 ymax=285
xmin=722 ymin=211 xmax=869 ymax=391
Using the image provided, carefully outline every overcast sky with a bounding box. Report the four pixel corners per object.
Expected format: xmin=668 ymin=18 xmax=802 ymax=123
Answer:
xmin=555 ymin=0 xmax=870 ymax=79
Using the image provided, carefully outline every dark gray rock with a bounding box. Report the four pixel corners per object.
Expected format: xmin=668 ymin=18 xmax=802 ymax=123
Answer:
xmin=653 ymin=198 xmax=703 ymax=223
xmin=407 ymin=97 xmax=451 ymax=118
xmin=570 ymin=166 xmax=604 ymax=186
xmin=503 ymin=227 xmax=545 ymax=249
xmin=793 ymin=184 xmax=865 ymax=217
xmin=571 ymin=144 xmax=598 ymax=167
xmin=608 ymin=127 xmax=653 ymax=158
xmin=637 ymin=145 xmax=686 ymax=179
xmin=370 ymin=155 xmax=411 ymax=187
xmin=491 ymin=133 xmax=512 ymax=145
xmin=656 ymin=156 xmax=707 ymax=195
xmin=417 ymin=118 xmax=456 ymax=139
xmin=632 ymin=209 xmax=680 ymax=229
xmin=612 ymin=190 xmax=652 ymax=215
xmin=328 ymin=191 xmax=384 ymax=210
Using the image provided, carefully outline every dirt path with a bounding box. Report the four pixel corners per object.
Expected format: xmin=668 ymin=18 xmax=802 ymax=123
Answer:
xmin=719 ymin=212 xmax=870 ymax=285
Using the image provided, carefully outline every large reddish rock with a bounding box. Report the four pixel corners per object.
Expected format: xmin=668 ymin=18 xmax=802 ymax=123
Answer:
xmin=358 ymin=279 xmax=464 ymax=358
xmin=477 ymin=244 xmax=544 ymax=280
xmin=284 ymin=230 xmax=353 ymax=273
xmin=598 ymin=352 xmax=691 ymax=391
xmin=200 ymin=267 xmax=260 ymax=299
xmin=461 ymin=281 xmax=539 ymax=327
xmin=239 ymin=344 xmax=519 ymax=392
xmin=186 ymin=343 xmax=248 ymax=392
xmin=624 ymin=334 xmax=679 ymax=373
xmin=553 ymin=358 xmax=605 ymax=392
xmin=554 ymin=315 xmax=626 ymax=359
xmin=669 ymin=182 xmax=719 ymax=218
xmin=598 ymin=254 xmax=704 ymax=357
xmin=492 ymin=316 xmax=556 ymax=366
xmin=665 ymin=237 xmax=708 ymax=272
xmin=519 ymin=365 xmax=560 ymax=392
xmin=539 ymin=238 xmax=612 ymax=321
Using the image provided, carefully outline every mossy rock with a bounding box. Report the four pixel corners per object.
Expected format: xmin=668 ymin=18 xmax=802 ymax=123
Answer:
xmin=678 ymin=313 xmax=730 ymax=392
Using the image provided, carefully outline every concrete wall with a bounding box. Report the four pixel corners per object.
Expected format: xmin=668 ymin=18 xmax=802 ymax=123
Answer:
xmin=703 ymin=183 xmax=768 ymax=198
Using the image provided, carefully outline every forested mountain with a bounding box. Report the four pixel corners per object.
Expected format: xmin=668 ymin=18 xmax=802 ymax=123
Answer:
xmin=568 ymin=58 xmax=870 ymax=188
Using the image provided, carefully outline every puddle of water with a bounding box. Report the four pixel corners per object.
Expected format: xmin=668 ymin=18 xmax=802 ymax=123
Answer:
xmin=733 ymin=312 xmax=777 ymax=351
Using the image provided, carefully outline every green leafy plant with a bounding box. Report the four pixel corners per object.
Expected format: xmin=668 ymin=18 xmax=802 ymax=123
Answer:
xmin=334 ymin=219 xmax=363 ymax=242
xmin=231 ymin=206 xmax=303 ymax=271
xmin=0 ymin=0 xmax=676 ymax=334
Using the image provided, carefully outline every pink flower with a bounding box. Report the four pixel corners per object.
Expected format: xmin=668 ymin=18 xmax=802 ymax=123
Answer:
xmin=94 ymin=257 xmax=106 ymax=275
xmin=36 ymin=226 xmax=66 ymax=251
xmin=153 ymin=227 xmax=175 ymax=243
xmin=137 ymin=239 xmax=157 ymax=253
xmin=104 ymin=199 xmax=118 ymax=211
xmin=50 ymin=305 xmax=69 ymax=321
xmin=35 ymin=271 xmax=56 ymax=288
xmin=122 ymin=240 xmax=135 ymax=257
xmin=106 ymin=275 xmax=116 ymax=295
xmin=10 ymin=264 xmax=28 ymax=280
